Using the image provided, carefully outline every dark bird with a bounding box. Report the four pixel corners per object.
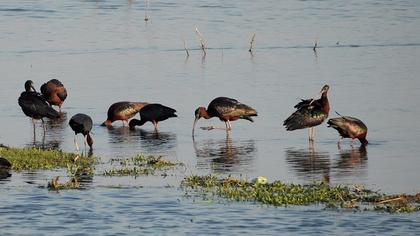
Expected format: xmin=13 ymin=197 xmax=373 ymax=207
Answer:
xmin=192 ymin=97 xmax=258 ymax=135
xmin=327 ymin=115 xmax=368 ymax=146
xmin=129 ymin=103 xmax=177 ymax=131
xmin=40 ymin=79 xmax=67 ymax=111
xmin=283 ymin=85 xmax=330 ymax=141
xmin=18 ymin=80 xmax=60 ymax=132
xmin=101 ymin=101 xmax=148 ymax=127
xmin=69 ymin=113 xmax=93 ymax=152
xmin=0 ymin=157 xmax=12 ymax=180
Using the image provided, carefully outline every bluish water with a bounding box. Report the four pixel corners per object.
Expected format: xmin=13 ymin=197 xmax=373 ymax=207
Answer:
xmin=1 ymin=0 xmax=420 ymax=234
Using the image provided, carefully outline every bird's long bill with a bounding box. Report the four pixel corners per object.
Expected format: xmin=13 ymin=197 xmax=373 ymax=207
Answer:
xmin=31 ymin=85 xmax=37 ymax=92
xmin=192 ymin=117 xmax=199 ymax=136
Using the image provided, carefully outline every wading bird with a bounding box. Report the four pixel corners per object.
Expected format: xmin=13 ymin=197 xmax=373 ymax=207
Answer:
xmin=101 ymin=101 xmax=148 ymax=127
xmin=192 ymin=97 xmax=257 ymax=135
xmin=327 ymin=115 xmax=368 ymax=146
xmin=18 ymin=80 xmax=60 ymax=133
xmin=69 ymin=113 xmax=93 ymax=152
xmin=283 ymin=85 xmax=330 ymax=141
xmin=40 ymin=79 xmax=67 ymax=112
xmin=129 ymin=103 xmax=177 ymax=131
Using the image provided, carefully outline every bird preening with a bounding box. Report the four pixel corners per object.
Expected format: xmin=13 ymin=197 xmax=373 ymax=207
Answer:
xmin=192 ymin=97 xmax=258 ymax=136
xmin=40 ymin=79 xmax=67 ymax=112
xmin=284 ymin=85 xmax=330 ymax=141
xmin=18 ymin=80 xmax=61 ymax=133
xmin=17 ymin=79 xmax=368 ymax=152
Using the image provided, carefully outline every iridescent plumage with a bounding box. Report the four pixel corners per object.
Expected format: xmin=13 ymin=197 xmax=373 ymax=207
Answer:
xmin=101 ymin=101 xmax=148 ymax=127
xmin=327 ymin=116 xmax=368 ymax=145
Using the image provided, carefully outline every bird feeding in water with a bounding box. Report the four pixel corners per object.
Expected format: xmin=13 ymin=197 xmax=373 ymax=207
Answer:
xmin=129 ymin=103 xmax=177 ymax=131
xmin=327 ymin=114 xmax=368 ymax=146
xmin=40 ymin=79 xmax=67 ymax=112
xmin=69 ymin=113 xmax=93 ymax=152
xmin=192 ymin=97 xmax=258 ymax=135
xmin=18 ymin=80 xmax=60 ymax=133
xmin=101 ymin=101 xmax=148 ymax=127
xmin=283 ymin=85 xmax=330 ymax=141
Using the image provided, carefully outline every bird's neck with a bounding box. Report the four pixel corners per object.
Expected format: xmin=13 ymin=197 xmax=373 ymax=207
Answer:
xmin=321 ymin=94 xmax=330 ymax=113
xmin=201 ymin=109 xmax=211 ymax=119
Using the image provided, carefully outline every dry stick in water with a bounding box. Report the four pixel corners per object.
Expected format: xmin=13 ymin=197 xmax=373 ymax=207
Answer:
xmin=182 ymin=37 xmax=190 ymax=57
xmin=249 ymin=33 xmax=256 ymax=52
xmin=195 ymin=27 xmax=207 ymax=55
xmin=313 ymin=39 xmax=318 ymax=51
xmin=144 ymin=0 xmax=150 ymax=21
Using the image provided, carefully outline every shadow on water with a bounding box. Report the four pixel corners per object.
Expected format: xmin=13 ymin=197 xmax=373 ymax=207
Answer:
xmin=25 ymin=113 xmax=67 ymax=150
xmin=106 ymin=127 xmax=177 ymax=153
xmin=332 ymin=145 xmax=368 ymax=178
xmin=193 ymin=135 xmax=256 ymax=174
xmin=285 ymin=143 xmax=330 ymax=182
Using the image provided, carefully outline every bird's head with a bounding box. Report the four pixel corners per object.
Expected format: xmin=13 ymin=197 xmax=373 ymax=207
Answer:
xmin=320 ymin=85 xmax=329 ymax=96
xmin=192 ymin=107 xmax=206 ymax=136
xmin=24 ymin=80 xmax=36 ymax=92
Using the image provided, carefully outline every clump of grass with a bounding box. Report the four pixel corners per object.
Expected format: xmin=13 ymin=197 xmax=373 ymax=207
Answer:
xmin=182 ymin=175 xmax=420 ymax=213
xmin=103 ymin=154 xmax=181 ymax=177
xmin=0 ymin=145 xmax=95 ymax=171
xmin=48 ymin=176 xmax=80 ymax=190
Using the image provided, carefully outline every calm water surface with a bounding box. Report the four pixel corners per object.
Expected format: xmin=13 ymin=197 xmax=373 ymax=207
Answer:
xmin=1 ymin=0 xmax=420 ymax=234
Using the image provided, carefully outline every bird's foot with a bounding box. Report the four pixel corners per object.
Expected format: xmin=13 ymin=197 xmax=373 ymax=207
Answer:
xmin=200 ymin=126 xmax=215 ymax=131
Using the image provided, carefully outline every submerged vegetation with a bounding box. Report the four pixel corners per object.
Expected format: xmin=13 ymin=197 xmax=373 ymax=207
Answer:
xmin=103 ymin=154 xmax=182 ymax=177
xmin=182 ymin=175 xmax=420 ymax=213
xmin=0 ymin=144 xmax=95 ymax=171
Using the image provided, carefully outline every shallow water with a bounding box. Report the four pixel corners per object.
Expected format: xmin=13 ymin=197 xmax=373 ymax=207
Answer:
xmin=1 ymin=0 xmax=420 ymax=234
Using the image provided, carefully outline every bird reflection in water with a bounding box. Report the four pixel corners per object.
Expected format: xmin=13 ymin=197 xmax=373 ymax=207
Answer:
xmin=285 ymin=144 xmax=330 ymax=183
xmin=193 ymin=135 xmax=256 ymax=174
xmin=107 ymin=127 xmax=177 ymax=154
xmin=332 ymin=145 xmax=368 ymax=178
xmin=27 ymin=112 xmax=67 ymax=150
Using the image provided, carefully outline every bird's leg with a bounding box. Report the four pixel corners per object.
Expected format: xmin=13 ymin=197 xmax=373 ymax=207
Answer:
xmin=312 ymin=127 xmax=315 ymax=141
xmin=152 ymin=121 xmax=158 ymax=131
xmin=337 ymin=137 xmax=343 ymax=149
xmin=83 ymin=135 xmax=87 ymax=155
xmin=122 ymin=120 xmax=126 ymax=127
xmin=227 ymin=120 xmax=232 ymax=131
xmin=41 ymin=119 xmax=47 ymax=132
xmin=351 ymin=138 xmax=355 ymax=147
xmin=308 ymin=128 xmax=313 ymax=141
xmin=74 ymin=135 xmax=80 ymax=152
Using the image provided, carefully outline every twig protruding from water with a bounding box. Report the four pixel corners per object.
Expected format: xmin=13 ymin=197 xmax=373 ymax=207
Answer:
xmin=313 ymin=39 xmax=318 ymax=51
xmin=144 ymin=0 xmax=150 ymax=22
xmin=182 ymin=37 xmax=190 ymax=57
xmin=195 ymin=27 xmax=207 ymax=55
xmin=249 ymin=33 xmax=256 ymax=52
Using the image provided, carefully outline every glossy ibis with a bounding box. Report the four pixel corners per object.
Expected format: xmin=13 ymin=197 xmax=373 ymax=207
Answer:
xmin=192 ymin=97 xmax=258 ymax=135
xmin=327 ymin=115 xmax=368 ymax=146
xmin=18 ymin=80 xmax=60 ymax=132
xmin=283 ymin=85 xmax=330 ymax=141
xmin=69 ymin=113 xmax=93 ymax=152
xmin=129 ymin=103 xmax=177 ymax=131
xmin=0 ymin=157 xmax=12 ymax=180
xmin=40 ymin=79 xmax=67 ymax=112
xmin=101 ymin=101 xmax=148 ymax=127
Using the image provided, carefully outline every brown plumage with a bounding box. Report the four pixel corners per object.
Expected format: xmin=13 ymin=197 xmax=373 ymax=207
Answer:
xmin=192 ymin=97 xmax=257 ymax=135
xmin=101 ymin=101 xmax=148 ymax=127
xmin=40 ymin=79 xmax=67 ymax=111
xmin=327 ymin=115 xmax=368 ymax=146
xmin=284 ymin=85 xmax=330 ymax=141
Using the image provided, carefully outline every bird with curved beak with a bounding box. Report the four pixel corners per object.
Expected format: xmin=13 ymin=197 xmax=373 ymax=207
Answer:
xmin=192 ymin=97 xmax=257 ymax=136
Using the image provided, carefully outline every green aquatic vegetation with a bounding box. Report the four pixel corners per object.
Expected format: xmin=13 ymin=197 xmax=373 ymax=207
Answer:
xmin=104 ymin=154 xmax=181 ymax=177
xmin=0 ymin=145 xmax=95 ymax=171
xmin=47 ymin=176 xmax=80 ymax=190
xmin=182 ymin=175 xmax=420 ymax=213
